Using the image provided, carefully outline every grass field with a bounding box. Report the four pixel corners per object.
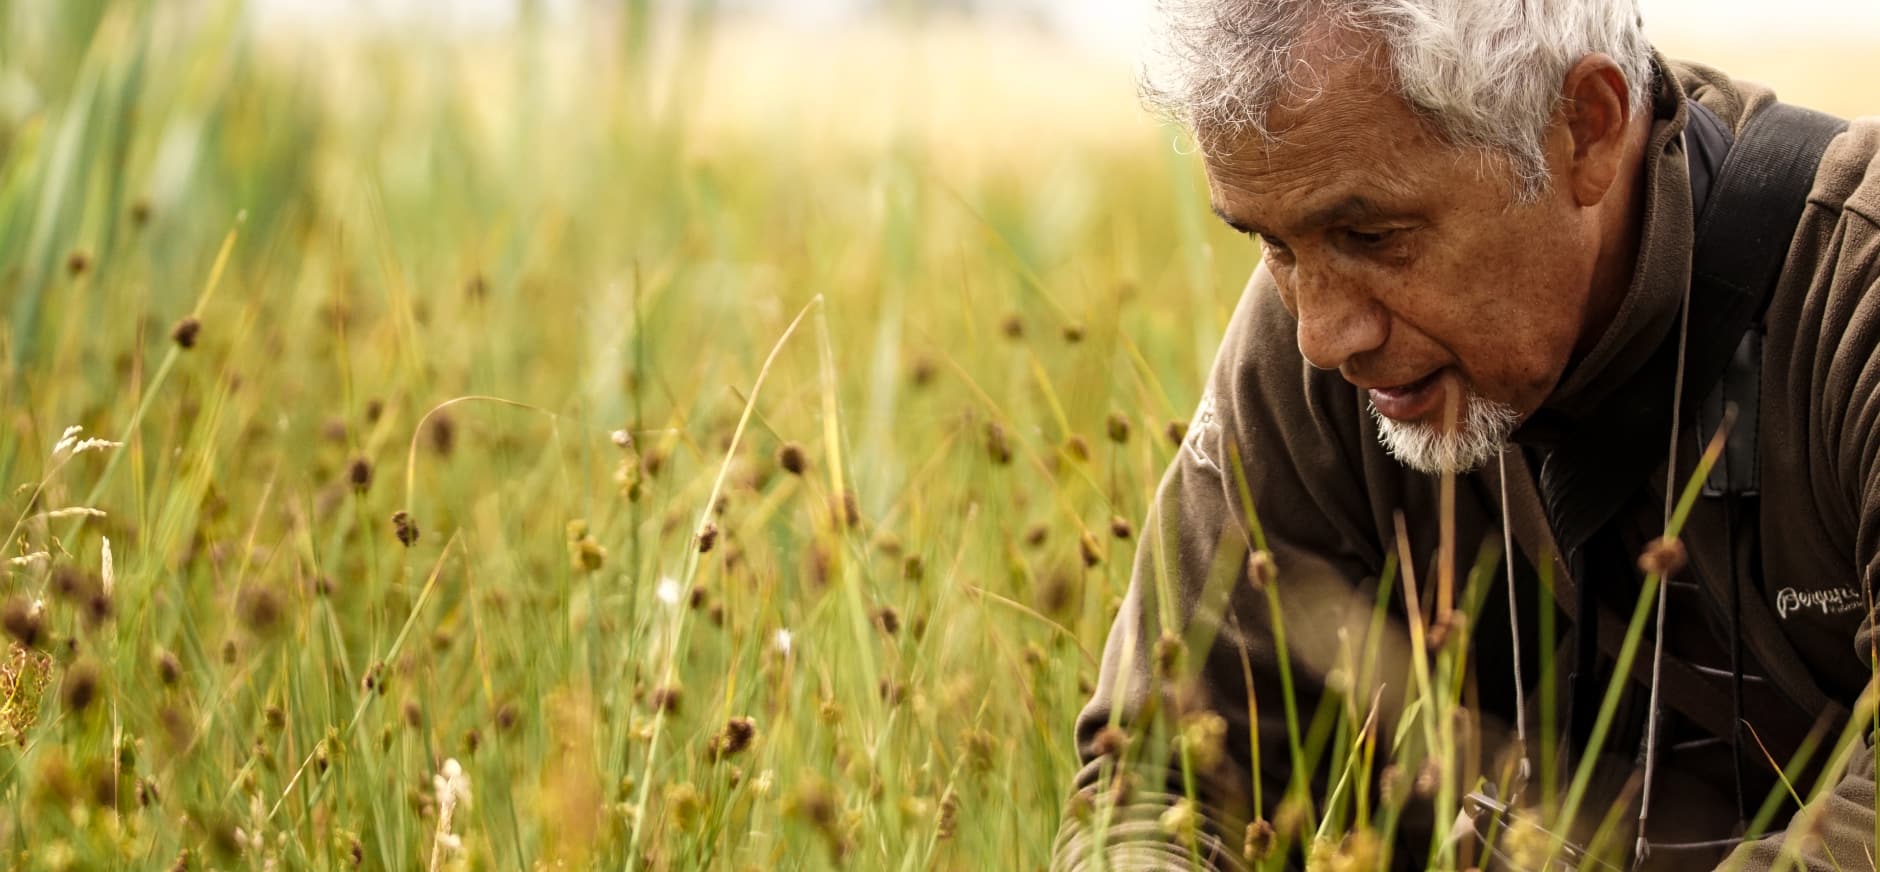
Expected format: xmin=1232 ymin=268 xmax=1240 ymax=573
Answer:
xmin=0 ymin=2 xmax=1258 ymax=868
xmin=4 ymin=2 xmax=1876 ymax=870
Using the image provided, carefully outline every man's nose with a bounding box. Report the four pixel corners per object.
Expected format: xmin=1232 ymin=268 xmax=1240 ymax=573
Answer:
xmin=1289 ymin=268 xmax=1388 ymax=372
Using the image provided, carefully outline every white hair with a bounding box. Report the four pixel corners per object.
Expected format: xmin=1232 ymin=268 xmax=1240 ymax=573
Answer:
xmin=1370 ymin=388 xmax=1520 ymax=474
xmin=1141 ymin=0 xmax=1653 ymax=200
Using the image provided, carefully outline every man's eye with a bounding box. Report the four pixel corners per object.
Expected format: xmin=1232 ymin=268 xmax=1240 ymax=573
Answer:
xmin=1257 ymin=234 xmax=1292 ymax=258
xmin=1344 ymin=228 xmax=1396 ymax=248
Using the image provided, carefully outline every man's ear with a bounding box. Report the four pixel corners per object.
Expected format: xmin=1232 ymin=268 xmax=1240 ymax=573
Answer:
xmin=1558 ymin=53 xmax=1634 ymax=208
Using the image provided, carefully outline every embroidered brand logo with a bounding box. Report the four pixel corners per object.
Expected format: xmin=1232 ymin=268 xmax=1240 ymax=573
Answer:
xmin=1774 ymin=585 xmax=1863 ymax=620
xmin=1184 ymin=393 xmax=1222 ymax=473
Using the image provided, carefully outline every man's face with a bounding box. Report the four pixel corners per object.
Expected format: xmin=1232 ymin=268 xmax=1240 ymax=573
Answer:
xmin=1204 ymin=48 xmax=1604 ymax=473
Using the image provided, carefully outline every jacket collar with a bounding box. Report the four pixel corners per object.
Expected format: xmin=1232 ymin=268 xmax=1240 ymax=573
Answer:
xmin=1515 ymin=53 xmax=1696 ymax=444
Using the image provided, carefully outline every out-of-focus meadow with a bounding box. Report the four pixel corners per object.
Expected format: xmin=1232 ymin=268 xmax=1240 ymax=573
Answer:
xmin=0 ymin=1 xmax=1246 ymax=868
xmin=0 ymin=0 xmax=1874 ymax=868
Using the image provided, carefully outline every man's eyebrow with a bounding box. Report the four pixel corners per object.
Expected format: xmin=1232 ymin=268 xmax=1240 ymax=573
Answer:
xmin=1210 ymin=195 xmax=1401 ymax=237
xmin=1300 ymin=195 xmax=1397 ymax=229
xmin=1209 ymin=203 xmax=1257 ymax=235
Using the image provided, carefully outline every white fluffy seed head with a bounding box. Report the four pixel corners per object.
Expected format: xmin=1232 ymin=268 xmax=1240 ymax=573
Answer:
xmin=1140 ymin=0 xmax=1653 ymax=201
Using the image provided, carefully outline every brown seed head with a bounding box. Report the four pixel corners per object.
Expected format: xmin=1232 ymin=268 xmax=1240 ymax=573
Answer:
xmin=874 ymin=533 xmax=903 ymax=557
xmin=1024 ymin=524 xmax=1049 ymax=548
xmin=155 ymin=647 xmax=181 ymax=685
xmin=985 ymin=422 xmax=1012 ymax=465
xmin=909 ymin=356 xmax=937 ymax=388
xmin=1036 ymin=571 xmax=1076 ymax=616
xmin=170 ymin=316 xmax=201 ymax=349
xmin=1180 ymin=710 xmax=1229 ymax=772
xmin=1106 ymin=412 xmax=1131 ymax=445
xmin=130 ymin=198 xmax=153 ymax=227
xmin=391 ymin=511 xmax=419 ymax=547
xmin=961 ymin=727 xmax=997 ymax=773
xmin=710 ymin=715 xmax=757 ymax=759
xmin=879 ymin=676 xmax=906 ymax=705
xmin=1001 ymin=314 xmax=1024 ymax=339
xmin=1080 ymin=531 xmax=1104 ymax=568
xmin=937 ymin=789 xmax=960 ymax=840
xmin=61 ymin=659 xmax=100 ymax=713
xmin=1110 ymin=515 xmax=1134 ymax=540
xmin=428 ymin=412 xmax=456 ymax=457
xmin=1063 ymin=435 xmax=1090 ymax=463
xmin=777 ymin=442 xmax=808 ymax=475
xmin=1638 ymin=536 xmax=1687 ymax=578
xmin=902 ymin=554 xmax=925 ymax=583
xmin=1165 ymin=419 xmax=1189 ymax=447
xmin=873 ymin=606 xmax=900 ymax=636
xmin=347 ymin=457 xmax=372 ymax=492
xmin=3 ymin=597 xmax=43 ymax=649
xmin=1021 ymin=641 xmax=1046 ymax=667
xmin=1153 ymin=631 xmax=1185 ymax=679
xmin=237 ymin=586 xmax=284 ymax=635
xmin=320 ymin=417 xmax=349 ymax=442
xmin=1062 ymin=323 xmax=1087 ymax=343
xmin=650 ymin=684 xmax=682 ymax=714
xmin=1414 ymin=758 xmax=1442 ymax=799
xmin=493 ymin=700 xmax=519 ymax=732
xmin=1246 ymin=550 xmax=1278 ymax=590
xmin=570 ymin=532 xmax=606 ymax=572
xmin=697 ymin=523 xmax=718 ymax=554
xmin=1090 ymin=725 xmax=1130 ymax=758
xmin=66 ymin=250 xmax=90 ymax=277
xmin=1159 ymin=799 xmax=1199 ymax=842
xmin=1244 ymin=819 xmax=1277 ymax=863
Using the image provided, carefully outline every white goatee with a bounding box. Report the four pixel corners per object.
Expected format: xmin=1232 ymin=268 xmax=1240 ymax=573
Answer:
xmin=1370 ymin=388 xmax=1520 ymax=475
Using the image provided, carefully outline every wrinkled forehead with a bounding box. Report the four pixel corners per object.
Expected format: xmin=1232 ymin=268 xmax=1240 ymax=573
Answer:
xmin=1200 ymin=81 xmax=1456 ymax=214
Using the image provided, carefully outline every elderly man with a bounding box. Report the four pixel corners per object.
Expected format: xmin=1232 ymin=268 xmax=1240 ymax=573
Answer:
xmin=1054 ymin=2 xmax=1880 ymax=870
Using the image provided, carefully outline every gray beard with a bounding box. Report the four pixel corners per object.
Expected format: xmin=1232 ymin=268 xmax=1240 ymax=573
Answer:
xmin=1369 ymin=390 xmax=1521 ymax=475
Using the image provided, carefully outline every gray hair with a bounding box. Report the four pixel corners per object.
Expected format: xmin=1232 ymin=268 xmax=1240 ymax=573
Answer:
xmin=1142 ymin=0 xmax=1652 ymax=200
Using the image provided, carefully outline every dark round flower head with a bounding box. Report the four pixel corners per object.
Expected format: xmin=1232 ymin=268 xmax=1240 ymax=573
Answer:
xmin=391 ymin=511 xmax=419 ymax=547
xmin=171 ymin=316 xmax=202 ymax=350
xmin=777 ymin=442 xmax=808 ymax=475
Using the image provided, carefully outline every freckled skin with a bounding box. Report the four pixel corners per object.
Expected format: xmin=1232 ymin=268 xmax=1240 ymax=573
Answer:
xmin=1204 ymin=36 xmax=1652 ymax=424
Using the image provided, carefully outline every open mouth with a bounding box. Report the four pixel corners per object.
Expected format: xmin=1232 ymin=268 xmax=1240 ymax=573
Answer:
xmin=1366 ymin=369 xmax=1448 ymax=422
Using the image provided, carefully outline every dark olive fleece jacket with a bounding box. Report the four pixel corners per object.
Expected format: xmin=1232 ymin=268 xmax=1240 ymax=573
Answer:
xmin=1053 ymin=58 xmax=1880 ymax=872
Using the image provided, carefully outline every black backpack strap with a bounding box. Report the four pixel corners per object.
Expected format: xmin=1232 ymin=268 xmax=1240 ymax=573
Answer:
xmin=1688 ymin=100 xmax=1847 ymax=496
xmin=1533 ymin=101 xmax=1844 ymax=553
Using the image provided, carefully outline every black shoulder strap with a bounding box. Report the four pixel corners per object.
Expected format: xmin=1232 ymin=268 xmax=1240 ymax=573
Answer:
xmin=1688 ymin=100 xmax=1847 ymax=496
xmin=1536 ymin=101 xmax=1845 ymax=552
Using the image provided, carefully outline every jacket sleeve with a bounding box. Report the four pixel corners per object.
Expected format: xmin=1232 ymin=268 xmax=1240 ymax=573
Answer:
xmin=1716 ymin=464 xmax=1880 ymax=869
xmin=1050 ymin=271 xmax=1406 ymax=870
xmin=1718 ymin=249 xmax=1880 ymax=869
xmin=1714 ymin=720 xmax=1876 ymax=871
